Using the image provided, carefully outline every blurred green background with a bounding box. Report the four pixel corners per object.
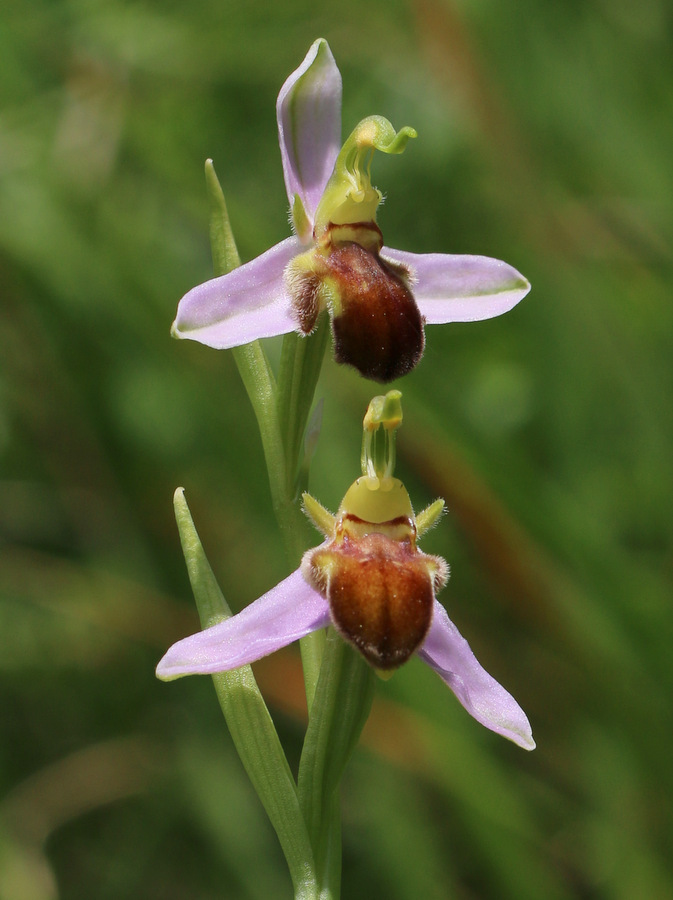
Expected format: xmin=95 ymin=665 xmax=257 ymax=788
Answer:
xmin=1 ymin=0 xmax=672 ymax=897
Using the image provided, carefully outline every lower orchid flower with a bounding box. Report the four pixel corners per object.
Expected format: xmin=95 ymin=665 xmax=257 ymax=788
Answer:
xmin=157 ymin=392 xmax=534 ymax=751
xmin=172 ymin=39 xmax=531 ymax=383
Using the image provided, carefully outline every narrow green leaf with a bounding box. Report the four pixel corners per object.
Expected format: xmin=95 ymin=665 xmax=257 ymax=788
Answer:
xmin=174 ymin=489 xmax=318 ymax=899
xmin=205 ymin=158 xmax=241 ymax=272
xmin=204 ymin=161 xmax=291 ymax=557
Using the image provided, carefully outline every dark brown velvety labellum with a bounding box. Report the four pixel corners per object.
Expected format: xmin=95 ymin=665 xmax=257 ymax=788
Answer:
xmin=309 ymin=532 xmax=435 ymax=669
xmin=324 ymin=243 xmax=425 ymax=383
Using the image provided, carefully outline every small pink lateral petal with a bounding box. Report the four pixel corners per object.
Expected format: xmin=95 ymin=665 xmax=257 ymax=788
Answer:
xmin=418 ymin=600 xmax=535 ymax=750
xmin=156 ymin=569 xmax=330 ymax=680
xmin=382 ymin=248 xmax=531 ymax=324
xmin=173 ymin=238 xmax=302 ymax=349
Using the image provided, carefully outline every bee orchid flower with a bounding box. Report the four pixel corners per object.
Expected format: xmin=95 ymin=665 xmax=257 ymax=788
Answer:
xmin=157 ymin=393 xmax=535 ymax=750
xmin=172 ymin=39 xmax=531 ymax=383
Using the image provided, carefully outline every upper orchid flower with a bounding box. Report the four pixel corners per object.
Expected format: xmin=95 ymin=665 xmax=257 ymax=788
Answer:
xmin=157 ymin=391 xmax=534 ymax=750
xmin=172 ymin=39 xmax=531 ymax=383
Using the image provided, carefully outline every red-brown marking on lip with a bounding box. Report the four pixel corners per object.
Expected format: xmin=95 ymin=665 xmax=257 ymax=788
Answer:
xmin=325 ymin=221 xmax=384 ymax=253
xmin=323 ymin=242 xmax=425 ymax=383
xmin=340 ymin=513 xmax=412 ymax=528
xmin=308 ymin=532 xmax=435 ymax=669
xmin=337 ymin=513 xmax=416 ymax=543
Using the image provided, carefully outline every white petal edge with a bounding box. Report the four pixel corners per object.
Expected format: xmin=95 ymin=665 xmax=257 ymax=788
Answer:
xmin=418 ymin=600 xmax=535 ymax=750
xmin=172 ymin=237 xmax=301 ymax=349
xmin=156 ymin=569 xmax=330 ymax=680
xmin=276 ymin=38 xmax=342 ymax=225
xmin=383 ymin=248 xmax=531 ymax=324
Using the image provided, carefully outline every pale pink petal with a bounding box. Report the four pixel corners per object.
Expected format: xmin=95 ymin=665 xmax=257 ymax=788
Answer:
xmin=156 ymin=570 xmax=330 ymax=680
xmin=382 ymin=248 xmax=531 ymax=323
xmin=172 ymin=238 xmax=301 ymax=349
xmin=418 ymin=600 xmax=535 ymax=750
xmin=276 ymin=38 xmax=342 ymax=225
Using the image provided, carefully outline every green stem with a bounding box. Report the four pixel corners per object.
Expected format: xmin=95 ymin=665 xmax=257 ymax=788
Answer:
xmin=206 ymin=158 xmax=327 ymax=573
xmin=276 ymin=321 xmax=330 ymax=702
xmin=297 ymin=629 xmax=377 ymax=896
xmin=205 ymin=159 xmax=379 ymax=900
xmin=277 ymin=320 xmax=330 ymax=501
xmin=319 ymin=792 xmax=342 ymax=900
xmin=206 ymin=159 xmax=340 ymax=894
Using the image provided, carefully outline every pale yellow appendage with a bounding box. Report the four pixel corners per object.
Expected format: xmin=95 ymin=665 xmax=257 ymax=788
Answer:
xmin=302 ymin=492 xmax=336 ymax=537
xmin=416 ymin=499 xmax=445 ymax=537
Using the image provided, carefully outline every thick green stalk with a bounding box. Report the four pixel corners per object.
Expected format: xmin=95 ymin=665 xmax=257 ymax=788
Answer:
xmin=209 ymin=161 xmax=329 ymax=697
xmin=277 ymin=322 xmax=330 ymax=502
xmin=207 ymin=159 xmax=325 ymax=675
xmin=206 ymin=160 xmax=326 ymax=572
xmin=297 ymin=629 xmax=377 ymax=895
xmin=205 ymin=160 xmax=370 ymax=900
xmin=276 ymin=324 xmax=330 ymax=702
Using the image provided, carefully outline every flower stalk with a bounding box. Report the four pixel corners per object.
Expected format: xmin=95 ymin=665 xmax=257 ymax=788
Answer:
xmin=206 ymin=153 xmax=344 ymax=897
xmin=206 ymin=156 xmax=327 ymax=698
xmin=297 ymin=629 xmax=376 ymax=895
xmin=206 ymin=160 xmax=310 ymax=565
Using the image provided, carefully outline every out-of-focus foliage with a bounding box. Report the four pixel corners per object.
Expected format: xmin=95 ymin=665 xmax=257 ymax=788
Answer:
xmin=1 ymin=0 xmax=672 ymax=897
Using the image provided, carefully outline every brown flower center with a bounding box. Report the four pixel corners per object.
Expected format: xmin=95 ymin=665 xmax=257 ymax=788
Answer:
xmin=286 ymin=224 xmax=426 ymax=383
xmin=304 ymin=515 xmax=446 ymax=669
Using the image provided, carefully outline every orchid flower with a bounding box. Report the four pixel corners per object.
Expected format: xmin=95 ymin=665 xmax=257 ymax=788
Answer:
xmin=172 ymin=39 xmax=531 ymax=383
xmin=157 ymin=392 xmax=534 ymax=750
